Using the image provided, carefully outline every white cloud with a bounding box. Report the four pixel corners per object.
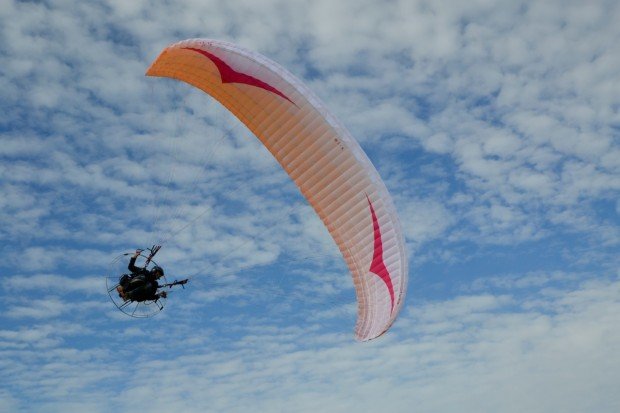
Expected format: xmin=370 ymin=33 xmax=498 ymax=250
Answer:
xmin=1 ymin=0 xmax=619 ymax=411
xmin=5 ymin=297 xmax=67 ymax=319
xmin=400 ymin=199 xmax=454 ymax=246
xmin=3 ymin=274 xmax=102 ymax=295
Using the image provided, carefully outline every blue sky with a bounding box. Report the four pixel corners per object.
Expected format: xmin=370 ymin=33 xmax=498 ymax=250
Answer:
xmin=1 ymin=0 xmax=619 ymax=412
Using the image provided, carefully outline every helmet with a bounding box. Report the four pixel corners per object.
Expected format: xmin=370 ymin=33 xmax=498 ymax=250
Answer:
xmin=152 ymin=266 xmax=164 ymax=277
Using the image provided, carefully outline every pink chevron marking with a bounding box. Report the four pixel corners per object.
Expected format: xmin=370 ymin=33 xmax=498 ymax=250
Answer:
xmin=183 ymin=47 xmax=295 ymax=104
xmin=368 ymin=196 xmax=395 ymax=314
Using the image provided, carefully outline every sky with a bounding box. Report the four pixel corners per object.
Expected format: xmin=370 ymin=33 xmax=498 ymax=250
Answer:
xmin=1 ymin=0 xmax=619 ymax=412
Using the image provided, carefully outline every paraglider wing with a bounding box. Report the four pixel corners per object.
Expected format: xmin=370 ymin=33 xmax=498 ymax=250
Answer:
xmin=146 ymin=39 xmax=408 ymax=341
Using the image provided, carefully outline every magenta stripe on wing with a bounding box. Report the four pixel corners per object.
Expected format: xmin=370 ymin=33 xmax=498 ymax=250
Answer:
xmin=367 ymin=196 xmax=395 ymax=313
xmin=183 ymin=47 xmax=295 ymax=104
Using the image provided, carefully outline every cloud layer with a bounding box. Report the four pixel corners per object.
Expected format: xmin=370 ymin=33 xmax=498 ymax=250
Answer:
xmin=1 ymin=0 xmax=618 ymax=412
